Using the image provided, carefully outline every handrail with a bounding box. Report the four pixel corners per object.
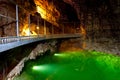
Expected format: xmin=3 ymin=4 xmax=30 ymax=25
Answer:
xmin=0 ymin=34 xmax=81 ymax=44
xmin=0 ymin=35 xmax=39 ymax=44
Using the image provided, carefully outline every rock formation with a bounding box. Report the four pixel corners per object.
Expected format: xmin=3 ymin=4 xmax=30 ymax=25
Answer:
xmin=7 ymin=40 xmax=57 ymax=80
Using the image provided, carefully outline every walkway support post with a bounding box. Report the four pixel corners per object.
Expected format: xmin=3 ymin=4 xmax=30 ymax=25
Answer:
xmin=28 ymin=14 xmax=30 ymax=36
xmin=44 ymin=7 xmax=47 ymax=35
xmin=37 ymin=17 xmax=40 ymax=36
xmin=63 ymin=24 xmax=64 ymax=34
xmin=52 ymin=23 xmax=54 ymax=34
xmin=44 ymin=20 xmax=46 ymax=35
xmin=51 ymin=0 xmax=54 ymax=34
xmin=73 ymin=22 xmax=77 ymax=34
xmin=16 ymin=5 xmax=19 ymax=37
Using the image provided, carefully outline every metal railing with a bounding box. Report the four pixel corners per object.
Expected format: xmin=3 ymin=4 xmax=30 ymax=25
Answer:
xmin=0 ymin=1 xmax=81 ymax=45
xmin=0 ymin=35 xmax=43 ymax=44
xmin=0 ymin=34 xmax=81 ymax=44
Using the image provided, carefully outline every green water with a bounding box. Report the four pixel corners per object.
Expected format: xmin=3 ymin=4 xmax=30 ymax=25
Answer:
xmin=14 ymin=51 xmax=120 ymax=80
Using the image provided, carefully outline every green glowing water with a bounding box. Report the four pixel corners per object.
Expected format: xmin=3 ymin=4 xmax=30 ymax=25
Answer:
xmin=14 ymin=51 xmax=120 ymax=80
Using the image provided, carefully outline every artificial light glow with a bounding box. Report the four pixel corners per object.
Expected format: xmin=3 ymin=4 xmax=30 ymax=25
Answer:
xmin=54 ymin=53 xmax=61 ymax=56
xmin=32 ymin=65 xmax=51 ymax=71
xmin=21 ymin=28 xmax=37 ymax=36
xmin=36 ymin=26 xmax=39 ymax=30
xmin=54 ymin=53 xmax=69 ymax=57
xmin=32 ymin=64 xmax=57 ymax=72
xmin=32 ymin=65 xmax=50 ymax=71
xmin=20 ymin=24 xmax=38 ymax=36
xmin=33 ymin=66 xmax=44 ymax=70
xmin=23 ymin=28 xmax=30 ymax=36
xmin=37 ymin=6 xmax=46 ymax=20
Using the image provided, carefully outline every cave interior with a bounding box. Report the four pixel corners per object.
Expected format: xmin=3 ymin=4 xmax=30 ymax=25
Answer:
xmin=0 ymin=0 xmax=120 ymax=79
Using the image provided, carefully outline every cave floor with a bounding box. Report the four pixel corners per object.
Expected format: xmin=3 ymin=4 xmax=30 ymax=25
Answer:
xmin=14 ymin=51 xmax=120 ymax=80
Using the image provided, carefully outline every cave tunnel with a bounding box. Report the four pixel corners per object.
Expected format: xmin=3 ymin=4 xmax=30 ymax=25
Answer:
xmin=0 ymin=0 xmax=120 ymax=80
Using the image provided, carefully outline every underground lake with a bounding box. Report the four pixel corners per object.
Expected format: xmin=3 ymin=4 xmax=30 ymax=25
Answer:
xmin=14 ymin=50 xmax=120 ymax=80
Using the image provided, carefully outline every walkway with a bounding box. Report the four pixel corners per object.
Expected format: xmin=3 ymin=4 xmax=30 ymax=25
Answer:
xmin=0 ymin=34 xmax=81 ymax=53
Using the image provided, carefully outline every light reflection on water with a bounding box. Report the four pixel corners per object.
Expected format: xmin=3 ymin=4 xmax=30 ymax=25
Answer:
xmin=14 ymin=51 xmax=120 ymax=80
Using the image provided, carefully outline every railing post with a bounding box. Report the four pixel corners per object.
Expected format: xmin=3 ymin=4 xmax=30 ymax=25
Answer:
xmin=28 ymin=14 xmax=30 ymax=36
xmin=63 ymin=25 xmax=64 ymax=34
xmin=16 ymin=5 xmax=19 ymax=37
xmin=43 ymin=5 xmax=47 ymax=36
xmin=74 ymin=22 xmax=76 ymax=34
xmin=37 ymin=17 xmax=40 ymax=36
xmin=44 ymin=20 xmax=46 ymax=35
xmin=52 ymin=24 xmax=54 ymax=34
xmin=51 ymin=0 xmax=54 ymax=35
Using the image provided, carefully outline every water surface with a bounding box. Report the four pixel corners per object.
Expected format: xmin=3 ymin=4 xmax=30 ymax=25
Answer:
xmin=14 ymin=51 xmax=120 ymax=80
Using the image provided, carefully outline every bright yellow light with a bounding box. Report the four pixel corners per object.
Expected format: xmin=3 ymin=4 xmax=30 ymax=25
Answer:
xmin=36 ymin=26 xmax=39 ymax=30
xmin=31 ymin=31 xmax=37 ymax=35
xmin=34 ymin=0 xmax=60 ymax=27
xmin=23 ymin=28 xmax=30 ymax=36
xmin=37 ymin=6 xmax=46 ymax=19
xmin=21 ymin=28 xmax=37 ymax=36
xmin=37 ymin=5 xmax=56 ymax=22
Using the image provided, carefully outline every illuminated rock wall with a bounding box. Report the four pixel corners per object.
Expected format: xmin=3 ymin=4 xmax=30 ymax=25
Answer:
xmin=34 ymin=0 xmax=60 ymax=26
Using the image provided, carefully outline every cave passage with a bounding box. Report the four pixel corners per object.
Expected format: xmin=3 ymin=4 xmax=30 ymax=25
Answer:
xmin=14 ymin=51 xmax=120 ymax=80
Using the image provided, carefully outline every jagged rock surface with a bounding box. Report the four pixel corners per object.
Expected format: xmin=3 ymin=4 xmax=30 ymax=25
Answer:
xmin=7 ymin=40 xmax=57 ymax=80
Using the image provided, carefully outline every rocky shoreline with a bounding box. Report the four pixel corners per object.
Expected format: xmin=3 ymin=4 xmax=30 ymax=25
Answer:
xmin=85 ymin=38 xmax=120 ymax=55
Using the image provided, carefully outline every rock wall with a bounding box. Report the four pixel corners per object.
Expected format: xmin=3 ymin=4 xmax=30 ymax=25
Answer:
xmin=6 ymin=40 xmax=57 ymax=80
xmin=59 ymin=38 xmax=84 ymax=52
xmin=0 ymin=0 xmax=16 ymax=36
xmin=58 ymin=38 xmax=120 ymax=55
xmin=85 ymin=38 xmax=120 ymax=55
